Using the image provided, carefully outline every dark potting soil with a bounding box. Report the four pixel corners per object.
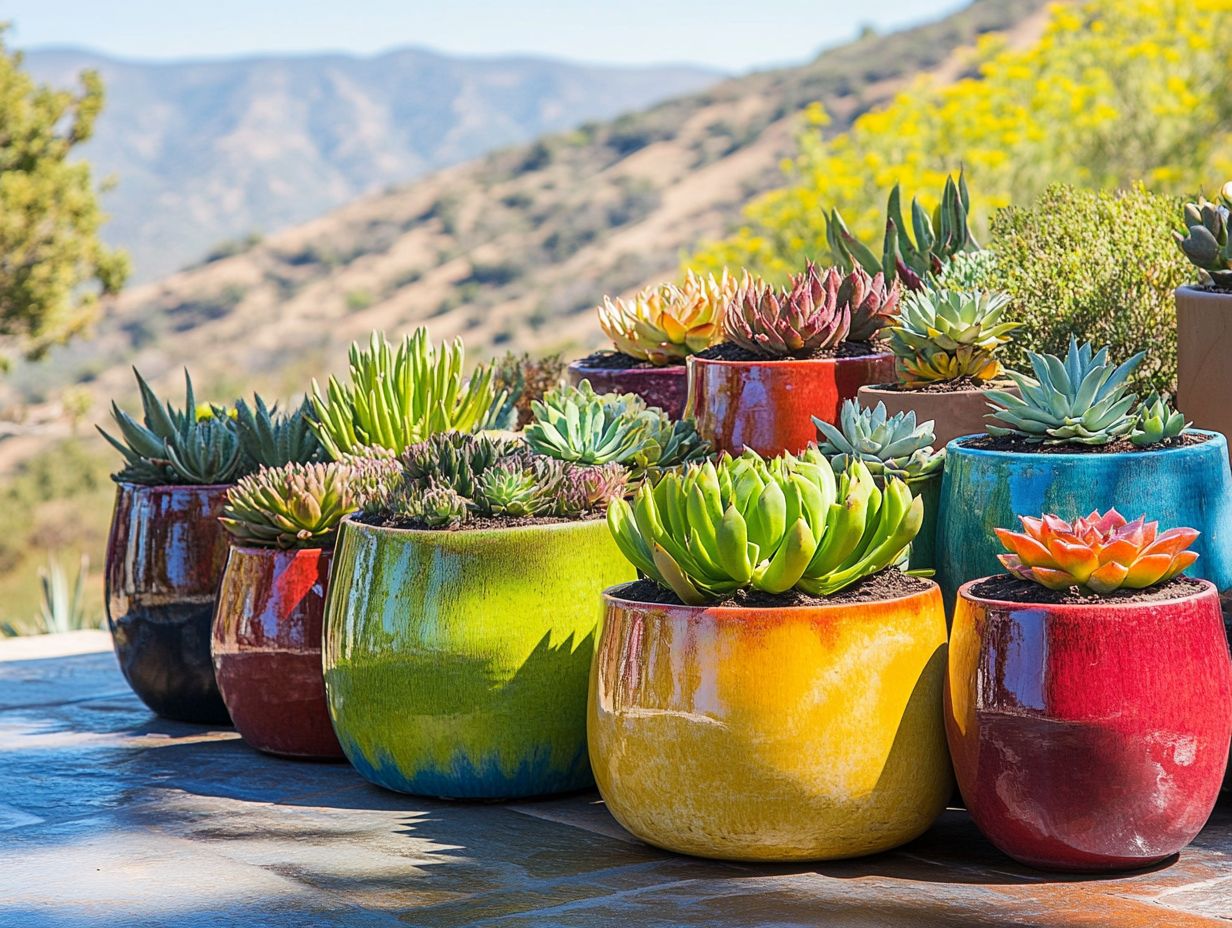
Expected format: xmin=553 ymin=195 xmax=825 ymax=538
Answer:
xmin=613 ymin=568 xmax=932 ymax=609
xmin=355 ymin=511 xmax=605 ymax=532
xmin=696 ymin=340 xmax=885 ymax=363
xmin=969 ymin=573 xmax=1206 ymax=606
xmin=961 ymin=432 xmax=1211 ymax=455
xmin=573 ymin=350 xmax=663 ymax=371
xmin=873 ymin=376 xmax=993 ymax=394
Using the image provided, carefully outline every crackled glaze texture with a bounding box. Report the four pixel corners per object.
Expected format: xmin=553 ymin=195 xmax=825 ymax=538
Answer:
xmin=589 ymin=582 xmax=952 ymax=861
xmin=105 ymin=483 xmax=232 ymax=724
xmin=567 ymin=360 xmax=688 ymax=419
xmin=323 ymin=517 xmax=636 ymax=799
xmin=936 ymin=431 xmax=1232 ymax=618
xmin=212 ymin=546 xmax=342 ymax=759
xmin=947 ymin=580 xmax=1232 ymax=871
xmin=686 ymin=353 xmax=895 ymax=456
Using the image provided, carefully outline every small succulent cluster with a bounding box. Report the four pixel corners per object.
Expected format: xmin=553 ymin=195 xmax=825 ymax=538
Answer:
xmin=827 ymin=170 xmax=980 ymax=290
xmin=725 ymin=263 xmax=900 ymax=359
xmin=366 ymin=431 xmax=628 ymax=529
xmin=607 ymin=450 xmax=922 ymax=605
xmin=597 ymin=270 xmax=733 ymax=365
xmin=935 ymin=249 xmax=998 ymax=290
xmin=492 ymin=351 xmax=566 ymax=429
xmin=887 ymin=289 xmax=1018 ymax=387
xmin=1175 ymin=182 xmax=1232 ymax=290
xmin=523 ymin=380 xmax=709 ymax=474
xmin=996 ymin=509 xmax=1199 ymax=593
xmin=814 ymin=400 xmax=943 ymax=482
xmin=986 ymin=339 xmax=1187 ymax=447
xmin=308 ymin=329 xmax=504 ymax=458
xmin=220 ymin=455 xmax=400 ymax=549
xmin=99 ymin=369 xmax=246 ymax=485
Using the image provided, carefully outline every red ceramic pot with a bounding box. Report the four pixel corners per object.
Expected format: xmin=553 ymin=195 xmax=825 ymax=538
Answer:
xmin=105 ymin=483 xmax=232 ymax=724
xmin=946 ymin=578 xmax=1232 ymax=872
xmin=686 ymin=352 xmax=895 ymax=456
xmin=212 ymin=546 xmax=343 ymax=759
xmin=567 ymin=358 xmax=687 ymax=419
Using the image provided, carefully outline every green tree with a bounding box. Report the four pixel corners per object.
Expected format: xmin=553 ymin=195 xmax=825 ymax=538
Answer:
xmin=0 ymin=26 xmax=128 ymax=365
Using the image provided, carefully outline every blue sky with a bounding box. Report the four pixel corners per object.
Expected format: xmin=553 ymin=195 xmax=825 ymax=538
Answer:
xmin=5 ymin=0 xmax=963 ymax=71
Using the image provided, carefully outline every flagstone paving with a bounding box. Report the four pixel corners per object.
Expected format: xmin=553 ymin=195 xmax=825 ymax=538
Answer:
xmin=2 ymin=631 xmax=1230 ymax=927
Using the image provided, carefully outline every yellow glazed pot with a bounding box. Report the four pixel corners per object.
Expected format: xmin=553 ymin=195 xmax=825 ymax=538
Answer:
xmin=588 ymin=581 xmax=952 ymax=861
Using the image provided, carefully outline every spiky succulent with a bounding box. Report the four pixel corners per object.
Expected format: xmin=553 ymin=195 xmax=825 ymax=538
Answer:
xmin=365 ymin=431 xmax=627 ymax=528
xmin=98 ymin=368 xmax=246 ymax=485
xmin=814 ymin=400 xmax=943 ymax=481
xmin=986 ymin=339 xmax=1147 ymax=446
xmin=235 ymin=395 xmax=326 ymax=468
xmin=887 ymin=289 xmax=1018 ymax=386
xmin=607 ymin=450 xmax=922 ymax=604
xmin=220 ymin=457 xmax=398 ymax=549
xmin=725 ymin=264 xmax=899 ymax=358
xmin=308 ymin=329 xmax=501 ymax=458
xmin=1131 ymin=394 xmax=1188 ymax=448
xmin=827 ymin=169 xmax=980 ymax=291
xmin=597 ymin=270 xmax=732 ymax=365
xmin=996 ymin=509 xmax=1199 ymax=593
xmin=1175 ymin=182 xmax=1232 ymax=290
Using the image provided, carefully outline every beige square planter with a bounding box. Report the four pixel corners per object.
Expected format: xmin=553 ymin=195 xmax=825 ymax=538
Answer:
xmin=1176 ymin=285 xmax=1232 ymax=442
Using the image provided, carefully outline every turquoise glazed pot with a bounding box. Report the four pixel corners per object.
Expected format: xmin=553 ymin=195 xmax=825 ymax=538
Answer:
xmin=323 ymin=516 xmax=636 ymax=800
xmin=937 ymin=430 xmax=1232 ymax=618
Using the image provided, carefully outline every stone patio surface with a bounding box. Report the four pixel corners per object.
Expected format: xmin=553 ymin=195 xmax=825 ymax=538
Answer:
xmin=2 ymin=631 xmax=1231 ymax=927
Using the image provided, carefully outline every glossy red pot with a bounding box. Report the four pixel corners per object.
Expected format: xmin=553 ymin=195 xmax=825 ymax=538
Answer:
xmin=567 ymin=359 xmax=687 ymax=419
xmin=212 ymin=546 xmax=342 ymax=759
xmin=686 ymin=352 xmax=895 ymax=456
xmin=946 ymin=578 xmax=1232 ymax=872
xmin=105 ymin=483 xmax=232 ymax=724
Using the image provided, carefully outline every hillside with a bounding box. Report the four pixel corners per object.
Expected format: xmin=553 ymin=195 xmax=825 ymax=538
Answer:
xmin=24 ymin=47 xmax=722 ymax=281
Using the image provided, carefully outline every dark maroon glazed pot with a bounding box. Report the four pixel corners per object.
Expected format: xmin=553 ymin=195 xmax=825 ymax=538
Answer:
xmin=212 ymin=545 xmax=343 ymax=760
xmin=687 ymin=352 xmax=895 ymax=456
xmin=105 ymin=483 xmax=232 ymax=724
xmin=567 ymin=359 xmax=687 ymax=419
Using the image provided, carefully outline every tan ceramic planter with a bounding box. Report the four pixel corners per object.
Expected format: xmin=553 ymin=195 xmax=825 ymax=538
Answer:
xmin=1176 ymin=286 xmax=1232 ymax=441
xmin=856 ymin=382 xmax=1018 ymax=448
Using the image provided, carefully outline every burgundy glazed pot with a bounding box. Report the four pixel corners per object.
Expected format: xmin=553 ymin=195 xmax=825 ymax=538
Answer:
xmin=687 ymin=353 xmax=895 ymax=456
xmin=212 ymin=546 xmax=343 ymax=760
xmin=567 ymin=358 xmax=687 ymax=419
xmin=946 ymin=577 xmax=1232 ymax=872
xmin=105 ymin=483 xmax=232 ymax=724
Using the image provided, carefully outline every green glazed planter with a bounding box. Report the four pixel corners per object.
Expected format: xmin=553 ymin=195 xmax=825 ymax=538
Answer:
xmin=323 ymin=515 xmax=636 ymax=799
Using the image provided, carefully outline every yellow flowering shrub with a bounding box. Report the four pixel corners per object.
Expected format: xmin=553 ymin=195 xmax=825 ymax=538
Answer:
xmin=691 ymin=0 xmax=1232 ymax=280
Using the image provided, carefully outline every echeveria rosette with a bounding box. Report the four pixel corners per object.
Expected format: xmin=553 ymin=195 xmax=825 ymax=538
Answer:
xmin=814 ymin=400 xmax=943 ymax=481
xmin=596 ymin=270 xmax=732 ymax=365
xmin=1131 ymin=394 xmax=1188 ymax=448
xmin=1175 ymin=181 xmax=1232 ymax=290
xmin=996 ymin=509 xmax=1199 ymax=594
xmin=887 ymin=288 xmax=1018 ymax=387
xmin=606 ymin=450 xmax=922 ymax=605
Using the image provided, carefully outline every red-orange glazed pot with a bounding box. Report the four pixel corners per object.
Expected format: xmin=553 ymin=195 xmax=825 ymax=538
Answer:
xmin=687 ymin=352 xmax=895 ymax=456
xmin=947 ymin=578 xmax=1232 ymax=872
xmin=105 ymin=482 xmax=232 ymax=724
xmin=567 ymin=359 xmax=687 ymax=419
xmin=212 ymin=545 xmax=343 ymax=760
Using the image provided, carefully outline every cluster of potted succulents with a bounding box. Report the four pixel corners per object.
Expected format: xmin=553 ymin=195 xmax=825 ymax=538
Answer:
xmin=568 ymin=270 xmax=734 ymax=418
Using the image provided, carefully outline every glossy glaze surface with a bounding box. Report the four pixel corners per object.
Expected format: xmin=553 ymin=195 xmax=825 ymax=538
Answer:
xmin=212 ymin=546 xmax=342 ymax=759
xmin=105 ymin=483 xmax=232 ymax=724
xmin=687 ymin=353 xmax=895 ymax=456
xmin=936 ymin=431 xmax=1232 ymax=615
xmin=947 ymin=580 xmax=1232 ymax=871
xmin=324 ymin=517 xmax=636 ymax=799
xmin=908 ymin=473 xmax=941 ymax=572
xmin=567 ymin=360 xmax=688 ymax=419
xmin=589 ymin=583 xmax=952 ymax=861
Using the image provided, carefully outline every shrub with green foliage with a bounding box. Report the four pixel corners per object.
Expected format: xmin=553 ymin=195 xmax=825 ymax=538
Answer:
xmin=987 ymin=184 xmax=1189 ymax=396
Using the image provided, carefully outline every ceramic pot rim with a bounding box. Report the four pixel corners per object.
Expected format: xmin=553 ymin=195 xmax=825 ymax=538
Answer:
xmin=1176 ymin=283 xmax=1232 ymax=298
xmin=858 ymin=380 xmax=1014 ymax=395
xmin=117 ymin=480 xmax=234 ymax=493
xmin=686 ymin=350 xmax=892 ymax=369
xmin=339 ymin=511 xmax=609 ymax=541
xmin=601 ymin=578 xmax=939 ymax=617
xmin=944 ymin=428 xmax=1225 ymax=459
xmin=568 ymin=357 xmax=686 ymax=375
xmin=957 ymin=575 xmax=1217 ymax=613
xmin=227 ymin=543 xmax=332 ymax=559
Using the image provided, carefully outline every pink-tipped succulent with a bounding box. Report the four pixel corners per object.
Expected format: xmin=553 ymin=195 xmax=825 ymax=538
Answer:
xmin=995 ymin=509 xmax=1199 ymax=593
xmin=724 ymin=263 xmax=898 ymax=358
